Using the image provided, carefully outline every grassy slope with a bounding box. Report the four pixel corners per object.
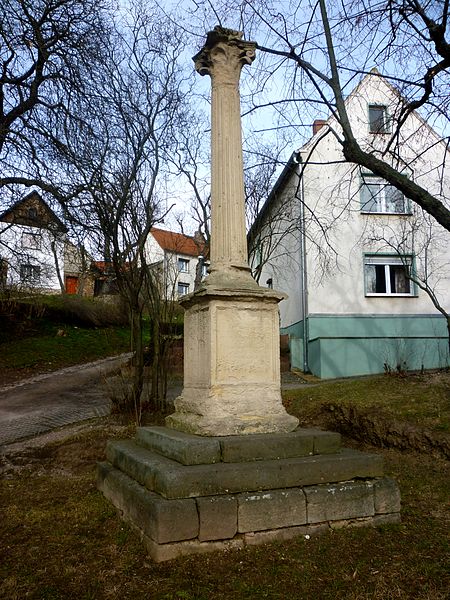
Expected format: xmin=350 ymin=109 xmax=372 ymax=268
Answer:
xmin=284 ymin=373 xmax=450 ymax=433
xmin=0 ymin=295 xmax=133 ymax=383
xmin=0 ymin=324 xmax=130 ymax=371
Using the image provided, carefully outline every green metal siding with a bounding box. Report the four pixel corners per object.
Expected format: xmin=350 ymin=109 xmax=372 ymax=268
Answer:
xmin=285 ymin=314 xmax=448 ymax=379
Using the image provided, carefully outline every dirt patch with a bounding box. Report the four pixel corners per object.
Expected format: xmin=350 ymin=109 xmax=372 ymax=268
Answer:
xmin=0 ymin=420 xmax=134 ymax=478
xmin=318 ymin=403 xmax=450 ymax=459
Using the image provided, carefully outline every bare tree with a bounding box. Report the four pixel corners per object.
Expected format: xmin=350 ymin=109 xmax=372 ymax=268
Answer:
xmin=184 ymin=0 xmax=450 ymax=231
xmin=0 ymin=0 xmax=110 ymax=202
xmin=57 ymin=2 xmax=190 ymax=420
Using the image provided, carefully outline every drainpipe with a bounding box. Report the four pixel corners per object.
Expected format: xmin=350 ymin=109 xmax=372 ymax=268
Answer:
xmin=294 ymin=151 xmax=310 ymax=373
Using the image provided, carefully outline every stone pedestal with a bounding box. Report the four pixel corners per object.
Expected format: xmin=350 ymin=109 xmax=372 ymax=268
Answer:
xmin=166 ymin=285 xmax=298 ymax=436
xmin=98 ymin=426 xmax=401 ymax=562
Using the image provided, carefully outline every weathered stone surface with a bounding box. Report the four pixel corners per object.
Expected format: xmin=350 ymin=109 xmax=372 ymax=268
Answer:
xmin=372 ymin=513 xmax=401 ymax=526
xmin=106 ymin=439 xmax=383 ymax=500
xmin=96 ymin=462 xmax=198 ymax=543
xmin=329 ymin=517 xmax=373 ymax=530
xmin=136 ymin=426 xmax=221 ymax=465
xmin=163 ymin=30 xmax=298 ymax=437
xmin=106 ymin=439 xmax=175 ymax=491
xmin=145 ymin=535 xmax=245 ymax=563
xmin=135 ymin=427 xmax=340 ymax=465
xmin=197 ymin=495 xmax=238 ymax=541
xmin=243 ymin=523 xmax=329 ymax=546
xmin=218 ymin=429 xmax=314 ymax=462
xmin=238 ymin=488 xmax=306 ymax=532
xmin=312 ymin=429 xmax=341 ymax=454
xmin=305 ymin=481 xmax=375 ymax=524
xmin=374 ymin=478 xmax=401 ymax=514
xmin=165 ymin=297 xmax=300 ymax=438
xmin=154 ymin=449 xmax=384 ymax=499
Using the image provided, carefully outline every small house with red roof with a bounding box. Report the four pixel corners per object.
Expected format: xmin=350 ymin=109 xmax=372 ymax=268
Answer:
xmin=146 ymin=228 xmax=208 ymax=298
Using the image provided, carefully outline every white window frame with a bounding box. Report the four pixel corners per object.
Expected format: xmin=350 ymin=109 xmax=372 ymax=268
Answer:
xmin=360 ymin=174 xmax=409 ymax=214
xmin=20 ymin=263 xmax=41 ymax=284
xmin=368 ymin=104 xmax=390 ymax=134
xmin=201 ymin=262 xmax=209 ymax=277
xmin=364 ymin=255 xmax=415 ymax=297
xmin=177 ymin=282 xmax=189 ymax=296
xmin=178 ymin=257 xmax=189 ymax=273
xmin=21 ymin=231 xmax=41 ymax=249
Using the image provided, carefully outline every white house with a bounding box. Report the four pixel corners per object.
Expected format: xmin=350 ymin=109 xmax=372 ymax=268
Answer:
xmin=145 ymin=228 xmax=208 ymax=298
xmin=0 ymin=191 xmax=66 ymax=293
xmin=250 ymin=72 xmax=450 ymax=379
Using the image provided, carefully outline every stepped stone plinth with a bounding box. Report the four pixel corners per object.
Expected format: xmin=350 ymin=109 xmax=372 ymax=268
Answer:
xmin=97 ymin=426 xmax=401 ymax=562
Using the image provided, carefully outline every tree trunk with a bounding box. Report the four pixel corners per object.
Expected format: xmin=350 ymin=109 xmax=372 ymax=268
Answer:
xmin=130 ymin=306 xmax=144 ymax=424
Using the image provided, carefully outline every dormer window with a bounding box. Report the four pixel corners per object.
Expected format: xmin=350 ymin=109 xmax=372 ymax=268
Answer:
xmin=369 ymin=105 xmax=390 ymax=133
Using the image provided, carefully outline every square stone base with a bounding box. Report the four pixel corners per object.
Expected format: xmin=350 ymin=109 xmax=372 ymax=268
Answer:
xmin=97 ymin=427 xmax=401 ymax=561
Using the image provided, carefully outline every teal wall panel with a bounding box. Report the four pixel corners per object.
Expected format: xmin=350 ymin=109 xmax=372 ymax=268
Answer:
xmin=287 ymin=314 xmax=448 ymax=379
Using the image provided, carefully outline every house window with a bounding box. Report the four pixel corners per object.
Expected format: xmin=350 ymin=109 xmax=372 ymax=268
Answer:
xmin=369 ymin=104 xmax=390 ymax=133
xmin=178 ymin=258 xmax=189 ymax=273
xmin=20 ymin=264 xmax=41 ymax=284
xmin=360 ymin=175 xmax=408 ymax=214
xmin=178 ymin=282 xmax=189 ymax=296
xmin=201 ymin=262 xmax=209 ymax=277
xmin=28 ymin=207 xmax=38 ymax=219
xmin=22 ymin=232 xmax=41 ymax=249
xmin=364 ymin=255 xmax=413 ymax=296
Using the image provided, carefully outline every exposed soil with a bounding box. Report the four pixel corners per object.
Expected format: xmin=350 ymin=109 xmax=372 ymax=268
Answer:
xmin=320 ymin=402 xmax=450 ymax=459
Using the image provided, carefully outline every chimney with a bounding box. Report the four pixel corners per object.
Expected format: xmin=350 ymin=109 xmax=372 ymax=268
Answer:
xmin=313 ymin=119 xmax=327 ymax=135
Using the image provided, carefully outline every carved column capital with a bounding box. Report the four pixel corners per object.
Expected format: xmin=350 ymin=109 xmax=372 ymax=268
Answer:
xmin=193 ymin=26 xmax=256 ymax=85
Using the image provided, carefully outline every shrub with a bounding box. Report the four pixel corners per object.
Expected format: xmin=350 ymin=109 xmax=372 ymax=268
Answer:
xmin=40 ymin=295 xmax=129 ymax=327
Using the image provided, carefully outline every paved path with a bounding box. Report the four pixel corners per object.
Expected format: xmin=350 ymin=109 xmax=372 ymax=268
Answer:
xmin=0 ymin=355 xmax=131 ymax=447
xmin=0 ymin=358 xmax=311 ymax=447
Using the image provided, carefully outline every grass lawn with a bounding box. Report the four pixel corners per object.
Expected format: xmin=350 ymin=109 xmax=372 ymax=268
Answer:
xmin=0 ymin=324 xmax=131 ymax=385
xmin=1 ymin=371 xmax=449 ymax=599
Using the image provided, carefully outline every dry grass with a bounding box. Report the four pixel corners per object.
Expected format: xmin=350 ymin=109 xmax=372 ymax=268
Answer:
xmin=1 ymin=419 xmax=449 ymax=600
xmin=284 ymin=370 xmax=450 ymax=433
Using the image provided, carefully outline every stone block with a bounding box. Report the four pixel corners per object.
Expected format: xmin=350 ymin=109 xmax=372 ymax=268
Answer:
xmin=305 ymin=481 xmax=375 ymax=524
xmin=237 ymin=488 xmax=306 ymax=532
xmin=106 ymin=439 xmax=176 ymax=491
xmin=144 ymin=536 xmax=244 ymax=563
xmin=312 ymin=430 xmax=341 ymax=454
xmin=153 ymin=449 xmax=384 ymax=499
xmin=218 ymin=429 xmax=315 ymax=462
xmin=374 ymin=478 xmax=401 ymax=514
xmin=243 ymin=523 xmax=329 ymax=546
xmin=197 ymin=495 xmax=238 ymax=541
xmin=97 ymin=462 xmax=199 ymax=544
xmin=136 ymin=426 xmax=221 ymax=465
xmin=373 ymin=513 xmax=401 ymax=526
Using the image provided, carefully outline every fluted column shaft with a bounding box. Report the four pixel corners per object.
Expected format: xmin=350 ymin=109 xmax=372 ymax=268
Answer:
xmin=194 ymin=28 xmax=256 ymax=273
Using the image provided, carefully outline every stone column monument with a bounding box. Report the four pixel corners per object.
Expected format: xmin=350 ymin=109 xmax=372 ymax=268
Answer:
xmin=165 ymin=27 xmax=298 ymax=437
xmin=98 ymin=27 xmax=400 ymax=563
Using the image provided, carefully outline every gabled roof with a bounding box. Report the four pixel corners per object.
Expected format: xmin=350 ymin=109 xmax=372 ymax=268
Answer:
xmin=0 ymin=190 xmax=67 ymax=232
xmin=151 ymin=228 xmax=206 ymax=257
xmin=249 ymin=69 xmax=449 ymax=236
